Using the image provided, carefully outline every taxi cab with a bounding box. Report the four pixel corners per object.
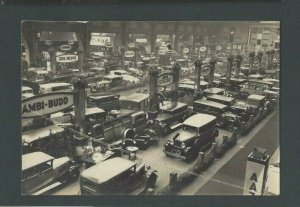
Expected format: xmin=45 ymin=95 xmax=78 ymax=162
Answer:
xmin=22 ymin=151 xmax=79 ymax=195
xmin=80 ymin=157 xmax=157 ymax=195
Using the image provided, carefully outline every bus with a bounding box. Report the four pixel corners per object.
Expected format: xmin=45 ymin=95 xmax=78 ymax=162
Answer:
xmin=39 ymin=82 xmax=73 ymax=94
xmin=193 ymin=99 xmax=228 ymax=117
xmin=206 ymin=94 xmax=235 ymax=106
xmin=87 ymin=93 xmax=121 ymax=112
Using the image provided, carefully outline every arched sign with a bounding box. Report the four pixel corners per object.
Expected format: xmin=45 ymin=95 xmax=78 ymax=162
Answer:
xmin=200 ymin=47 xmax=207 ymax=52
xmin=22 ymin=92 xmax=74 ymax=119
xmin=157 ymin=72 xmax=174 ymax=87
xmin=183 ymin=48 xmax=190 ymax=54
xmin=56 ymin=54 xmax=79 ymax=63
xmin=125 ymin=51 xmax=135 ymax=58
xmin=128 ymin=43 xmax=136 ymax=49
xmin=105 ymin=42 xmax=113 ymax=48
xmin=201 ymin=66 xmax=211 ymax=76
xmin=60 ymin=45 xmax=72 ymax=51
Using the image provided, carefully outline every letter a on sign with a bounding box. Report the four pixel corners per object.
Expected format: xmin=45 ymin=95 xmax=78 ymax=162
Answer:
xmin=250 ymin=173 xmax=258 ymax=182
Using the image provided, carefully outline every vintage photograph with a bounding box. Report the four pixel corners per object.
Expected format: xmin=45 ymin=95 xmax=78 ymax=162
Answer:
xmin=21 ymin=21 xmax=280 ymax=196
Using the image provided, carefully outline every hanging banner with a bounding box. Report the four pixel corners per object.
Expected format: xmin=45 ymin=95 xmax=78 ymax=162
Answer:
xmin=56 ymin=54 xmax=79 ymax=63
xmin=22 ymin=92 xmax=74 ymax=118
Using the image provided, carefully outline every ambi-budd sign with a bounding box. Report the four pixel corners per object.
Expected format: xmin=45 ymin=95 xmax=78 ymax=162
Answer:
xmin=22 ymin=92 xmax=74 ymax=118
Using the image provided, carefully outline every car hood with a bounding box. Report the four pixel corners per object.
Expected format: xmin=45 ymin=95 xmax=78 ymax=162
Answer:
xmin=155 ymin=113 xmax=173 ymax=122
xmin=176 ymin=130 xmax=196 ymax=142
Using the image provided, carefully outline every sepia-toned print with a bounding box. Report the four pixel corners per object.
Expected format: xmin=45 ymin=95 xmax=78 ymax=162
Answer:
xmin=21 ymin=21 xmax=279 ymax=196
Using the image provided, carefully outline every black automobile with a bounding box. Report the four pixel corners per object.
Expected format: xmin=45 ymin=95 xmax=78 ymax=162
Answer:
xmin=152 ymin=102 xmax=189 ymax=135
xmin=163 ymin=113 xmax=219 ymax=162
xmin=217 ymin=112 xmax=241 ymax=132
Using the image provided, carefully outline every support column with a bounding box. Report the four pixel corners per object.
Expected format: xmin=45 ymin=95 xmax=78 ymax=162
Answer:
xmin=249 ymin=51 xmax=255 ymax=74
xmin=73 ymin=78 xmax=87 ymax=134
xmin=171 ymin=63 xmax=180 ymax=106
xmin=226 ymin=55 xmax=234 ymax=90
xmin=209 ymin=57 xmax=216 ymax=88
xmin=235 ymin=54 xmax=243 ymax=78
xmin=149 ymin=66 xmax=159 ymax=113
xmin=257 ymin=51 xmax=263 ymax=74
xmin=194 ymin=60 xmax=202 ymax=97
xmin=121 ymin=22 xmax=128 ymax=69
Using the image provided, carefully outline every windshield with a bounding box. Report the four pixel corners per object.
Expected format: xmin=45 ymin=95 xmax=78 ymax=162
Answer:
xmin=182 ymin=124 xmax=198 ymax=133
xmin=120 ymin=100 xmax=139 ymax=110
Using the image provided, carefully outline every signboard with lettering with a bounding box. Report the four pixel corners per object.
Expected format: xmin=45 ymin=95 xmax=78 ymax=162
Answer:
xmin=200 ymin=47 xmax=207 ymax=52
xmin=125 ymin=51 xmax=135 ymax=58
xmin=105 ymin=42 xmax=113 ymax=48
xmin=216 ymin=46 xmax=222 ymax=51
xmin=183 ymin=48 xmax=190 ymax=54
xmin=60 ymin=45 xmax=72 ymax=51
xmin=157 ymin=72 xmax=174 ymax=87
xmin=56 ymin=54 xmax=79 ymax=63
xmin=128 ymin=43 xmax=136 ymax=48
xmin=243 ymin=151 xmax=270 ymax=195
xmin=22 ymin=92 xmax=74 ymax=118
xmin=90 ymin=36 xmax=111 ymax=46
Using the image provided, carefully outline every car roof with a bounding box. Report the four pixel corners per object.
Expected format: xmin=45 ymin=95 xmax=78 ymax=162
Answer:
xmin=183 ymin=113 xmax=216 ymax=128
xmin=88 ymin=93 xmax=117 ymax=100
xmin=112 ymin=70 xmax=128 ymax=74
xmin=247 ymin=94 xmax=266 ymax=100
xmin=204 ymin=87 xmax=225 ymax=94
xmin=160 ymin=102 xmax=187 ymax=111
xmin=70 ymin=107 xmax=105 ymax=116
xmin=80 ymin=157 xmax=136 ymax=184
xmin=120 ymin=93 xmax=149 ymax=103
xmin=207 ymin=94 xmax=234 ymax=102
xmin=22 ymin=86 xmax=32 ymax=91
xmin=22 ymin=151 xmax=54 ymax=171
xmin=39 ymin=82 xmax=71 ymax=88
xmin=22 ymin=125 xmax=64 ymax=144
xmin=194 ymin=99 xmax=227 ymax=109
xmin=104 ymin=74 xmax=122 ymax=79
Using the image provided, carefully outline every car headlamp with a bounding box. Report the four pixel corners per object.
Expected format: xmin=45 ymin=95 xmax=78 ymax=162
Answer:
xmin=181 ymin=142 xmax=186 ymax=148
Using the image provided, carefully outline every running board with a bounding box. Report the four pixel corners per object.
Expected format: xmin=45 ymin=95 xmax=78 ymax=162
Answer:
xmin=32 ymin=181 xmax=62 ymax=195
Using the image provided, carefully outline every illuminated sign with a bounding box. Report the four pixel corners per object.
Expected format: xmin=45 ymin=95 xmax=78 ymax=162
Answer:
xmin=200 ymin=47 xmax=207 ymax=52
xmin=183 ymin=48 xmax=190 ymax=54
xmin=90 ymin=35 xmax=111 ymax=46
xmin=125 ymin=51 xmax=135 ymax=58
xmin=105 ymin=42 xmax=113 ymax=48
xmin=22 ymin=92 xmax=74 ymax=118
xmin=128 ymin=43 xmax=136 ymax=48
xmin=56 ymin=54 xmax=79 ymax=63
xmin=157 ymin=72 xmax=174 ymax=87
xmin=60 ymin=45 xmax=72 ymax=51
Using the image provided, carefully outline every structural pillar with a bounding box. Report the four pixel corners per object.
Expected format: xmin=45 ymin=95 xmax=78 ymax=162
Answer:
xmin=194 ymin=60 xmax=202 ymax=98
xmin=149 ymin=66 xmax=159 ymax=113
xmin=235 ymin=54 xmax=243 ymax=78
xmin=208 ymin=57 xmax=216 ymax=88
xmin=249 ymin=51 xmax=255 ymax=74
xmin=226 ymin=55 xmax=234 ymax=90
xmin=73 ymin=78 xmax=87 ymax=134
